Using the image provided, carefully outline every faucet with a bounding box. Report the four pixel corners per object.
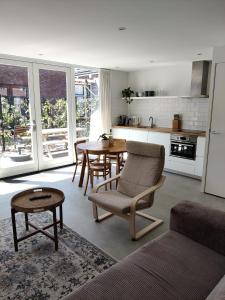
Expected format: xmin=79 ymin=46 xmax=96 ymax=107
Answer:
xmin=149 ymin=116 xmax=154 ymax=128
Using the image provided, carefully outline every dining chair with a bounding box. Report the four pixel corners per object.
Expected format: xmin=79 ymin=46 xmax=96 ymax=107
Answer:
xmin=107 ymin=139 xmax=126 ymax=174
xmin=88 ymin=141 xmax=165 ymax=240
xmin=72 ymin=139 xmax=88 ymax=182
xmin=84 ymin=149 xmax=111 ymax=196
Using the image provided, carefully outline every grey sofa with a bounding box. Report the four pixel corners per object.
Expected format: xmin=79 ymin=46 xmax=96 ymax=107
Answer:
xmin=64 ymin=201 xmax=225 ymax=300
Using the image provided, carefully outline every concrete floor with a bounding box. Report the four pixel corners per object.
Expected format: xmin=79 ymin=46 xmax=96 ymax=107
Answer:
xmin=1 ymin=166 xmax=225 ymax=260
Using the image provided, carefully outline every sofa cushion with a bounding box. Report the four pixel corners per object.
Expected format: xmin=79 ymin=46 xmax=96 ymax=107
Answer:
xmin=88 ymin=190 xmax=150 ymax=214
xmin=63 ymin=231 xmax=225 ymax=300
xmin=206 ymin=275 xmax=225 ymax=300
xmin=170 ymin=200 xmax=225 ymax=256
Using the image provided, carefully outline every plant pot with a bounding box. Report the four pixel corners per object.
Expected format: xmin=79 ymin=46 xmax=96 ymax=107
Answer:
xmin=101 ymin=140 xmax=109 ymax=148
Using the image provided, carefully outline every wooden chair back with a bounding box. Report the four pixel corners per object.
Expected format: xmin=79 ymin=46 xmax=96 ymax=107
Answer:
xmin=74 ymin=139 xmax=88 ymax=161
xmin=86 ymin=149 xmax=108 ymax=168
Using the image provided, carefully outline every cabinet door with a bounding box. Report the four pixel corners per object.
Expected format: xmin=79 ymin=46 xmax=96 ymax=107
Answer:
xmin=205 ymin=63 xmax=225 ymax=197
xmin=112 ymin=128 xmax=130 ymax=140
xmin=148 ymin=132 xmax=170 ymax=156
xmin=196 ymin=137 xmax=206 ymax=157
xmin=129 ymin=129 xmax=148 ymax=142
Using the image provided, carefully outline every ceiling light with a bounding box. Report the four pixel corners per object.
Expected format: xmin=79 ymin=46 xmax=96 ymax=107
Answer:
xmin=118 ymin=27 xmax=127 ymax=31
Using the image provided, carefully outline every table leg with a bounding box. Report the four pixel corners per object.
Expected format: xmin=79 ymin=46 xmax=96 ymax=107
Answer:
xmin=53 ymin=208 xmax=58 ymax=251
xmin=116 ymin=153 xmax=121 ymax=174
xmin=59 ymin=205 xmax=63 ymax=230
xmin=25 ymin=213 xmax=29 ymax=231
xmin=116 ymin=153 xmax=120 ymax=187
xmin=11 ymin=208 xmax=18 ymax=252
xmin=79 ymin=152 xmax=86 ymax=187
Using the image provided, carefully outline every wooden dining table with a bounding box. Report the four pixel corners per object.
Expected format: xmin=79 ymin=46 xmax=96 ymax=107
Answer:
xmin=77 ymin=140 xmax=127 ymax=187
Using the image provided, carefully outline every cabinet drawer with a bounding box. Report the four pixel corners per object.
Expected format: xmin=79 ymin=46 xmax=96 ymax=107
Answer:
xmin=166 ymin=160 xmax=195 ymax=175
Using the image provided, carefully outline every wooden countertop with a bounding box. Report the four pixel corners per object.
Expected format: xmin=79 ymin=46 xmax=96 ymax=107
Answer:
xmin=112 ymin=126 xmax=206 ymax=137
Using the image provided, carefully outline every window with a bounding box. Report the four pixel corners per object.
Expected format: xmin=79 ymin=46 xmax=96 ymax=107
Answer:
xmin=75 ymin=68 xmax=99 ymax=140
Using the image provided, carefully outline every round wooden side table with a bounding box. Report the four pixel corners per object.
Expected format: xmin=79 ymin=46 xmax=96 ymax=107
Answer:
xmin=11 ymin=187 xmax=65 ymax=251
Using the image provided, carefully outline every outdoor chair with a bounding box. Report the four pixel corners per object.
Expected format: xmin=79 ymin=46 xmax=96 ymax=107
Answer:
xmin=88 ymin=141 xmax=165 ymax=240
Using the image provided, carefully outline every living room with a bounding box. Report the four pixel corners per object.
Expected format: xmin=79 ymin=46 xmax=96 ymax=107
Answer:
xmin=1 ymin=1 xmax=225 ymax=299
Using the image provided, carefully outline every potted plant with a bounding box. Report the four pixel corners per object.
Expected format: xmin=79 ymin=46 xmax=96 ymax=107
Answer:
xmin=122 ymin=87 xmax=134 ymax=104
xmin=98 ymin=133 xmax=110 ymax=148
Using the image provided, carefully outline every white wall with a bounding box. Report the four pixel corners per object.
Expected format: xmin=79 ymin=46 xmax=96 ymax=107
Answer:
xmin=127 ymin=63 xmax=209 ymax=131
xmin=110 ymin=70 xmax=128 ymax=125
xmin=128 ymin=97 xmax=209 ymax=131
xmin=128 ymin=63 xmax=192 ymax=96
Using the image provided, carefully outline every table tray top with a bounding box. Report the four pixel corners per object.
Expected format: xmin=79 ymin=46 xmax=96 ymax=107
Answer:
xmin=11 ymin=187 xmax=64 ymax=213
xmin=77 ymin=141 xmax=127 ymax=154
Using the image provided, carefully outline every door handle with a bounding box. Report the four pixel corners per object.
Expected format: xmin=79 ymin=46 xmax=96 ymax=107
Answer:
xmin=211 ymin=130 xmax=221 ymax=134
xmin=31 ymin=120 xmax=37 ymax=131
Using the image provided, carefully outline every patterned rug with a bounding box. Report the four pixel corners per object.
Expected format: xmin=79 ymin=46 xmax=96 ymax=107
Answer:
xmin=0 ymin=213 xmax=116 ymax=300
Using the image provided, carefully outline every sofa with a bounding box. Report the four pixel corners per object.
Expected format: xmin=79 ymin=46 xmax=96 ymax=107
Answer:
xmin=64 ymin=201 xmax=225 ymax=300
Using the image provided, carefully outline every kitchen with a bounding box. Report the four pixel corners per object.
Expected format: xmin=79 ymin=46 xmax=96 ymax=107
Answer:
xmin=111 ymin=61 xmax=209 ymax=179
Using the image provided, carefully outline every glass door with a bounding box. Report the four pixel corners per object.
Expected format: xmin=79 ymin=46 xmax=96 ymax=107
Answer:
xmin=0 ymin=59 xmax=38 ymax=178
xmin=34 ymin=64 xmax=74 ymax=170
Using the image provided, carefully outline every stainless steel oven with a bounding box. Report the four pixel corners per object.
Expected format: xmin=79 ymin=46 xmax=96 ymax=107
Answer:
xmin=170 ymin=134 xmax=197 ymax=160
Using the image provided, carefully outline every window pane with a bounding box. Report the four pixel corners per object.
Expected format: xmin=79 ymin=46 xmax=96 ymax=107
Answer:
xmin=39 ymin=69 xmax=69 ymax=161
xmin=0 ymin=64 xmax=33 ymax=169
xmin=74 ymin=68 xmax=99 ymax=140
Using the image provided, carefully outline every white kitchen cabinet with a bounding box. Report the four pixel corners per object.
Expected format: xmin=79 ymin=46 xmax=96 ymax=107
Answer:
xmin=129 ymin=129 xmax=148 ymax=142
xmin=148 ymin=132 xmax=170 ymax=156
xmin=166 ymin=160 xmax=196 ymax=175
xmin=194 ymin=137 xmax=206 ymax=176
xmin=112 ymin=127 xmax=205 ymax=178
xmin=112 ymin=128 xmax=131 ymax=140
xmin=195 ymin=157 xmax=204 ymax=177
xmin=196 ymin=137 xmax=206 ymax=157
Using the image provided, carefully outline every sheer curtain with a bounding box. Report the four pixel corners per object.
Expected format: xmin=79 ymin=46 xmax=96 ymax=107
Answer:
xmin=89 ymin=69 xmax=111 ymax=140
xmin=99 ymin=69 xmax=111 ymax=134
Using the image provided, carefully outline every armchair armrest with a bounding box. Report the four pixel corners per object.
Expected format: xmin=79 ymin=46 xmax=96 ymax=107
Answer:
xmin=170 ymin=200 xmax=225 ymax=256
xmin=130 ymin=175 xmax=166 ymax=212
xmin=93 ymin=174 xmax=121 ymax=193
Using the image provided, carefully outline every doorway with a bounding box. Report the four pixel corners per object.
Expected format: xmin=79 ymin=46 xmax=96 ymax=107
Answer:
xmin=0 ymin=59 xmax=74 ymax=178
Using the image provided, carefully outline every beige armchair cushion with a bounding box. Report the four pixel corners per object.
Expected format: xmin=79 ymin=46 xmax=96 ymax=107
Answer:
xmin=89 ymin=141 xmax=165 ymax=215
xmin=117 ymin=142 xmax=165 ymax=202
xmin=89 ymin=190 xmax=151 ymax=214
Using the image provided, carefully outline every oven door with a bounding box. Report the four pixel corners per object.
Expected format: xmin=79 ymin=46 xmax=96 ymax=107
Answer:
xmin=170 ymin=141 xmax=196 ymax=160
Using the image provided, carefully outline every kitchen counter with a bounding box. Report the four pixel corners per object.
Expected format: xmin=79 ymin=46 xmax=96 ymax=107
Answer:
xmin=112 ymin=126 xmax=206 ymax=137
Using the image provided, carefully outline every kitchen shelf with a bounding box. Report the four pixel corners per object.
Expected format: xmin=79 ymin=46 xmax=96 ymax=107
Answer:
xmin=128 ymin=95 xmax=209 ymax=100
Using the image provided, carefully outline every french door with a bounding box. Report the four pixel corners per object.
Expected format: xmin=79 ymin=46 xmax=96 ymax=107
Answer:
xmin=33 ymin=64 xmax=73 ymax=171
xmin=0 ymin=59 xmax=74 ymax=179
xmin=0 ymin=59 xmax=38 ymax=178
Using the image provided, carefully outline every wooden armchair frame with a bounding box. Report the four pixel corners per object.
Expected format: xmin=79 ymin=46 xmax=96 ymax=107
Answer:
xmin=91 ymin=174 xmax=166 ymax=240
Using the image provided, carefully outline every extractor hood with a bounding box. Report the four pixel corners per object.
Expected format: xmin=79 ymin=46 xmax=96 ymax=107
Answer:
xmin=190 ymin=60 xmax=211 ymax=97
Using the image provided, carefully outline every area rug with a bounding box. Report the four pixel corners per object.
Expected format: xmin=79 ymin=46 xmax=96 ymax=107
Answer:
xmin=0 ymin=213 xmax=116 ymax=300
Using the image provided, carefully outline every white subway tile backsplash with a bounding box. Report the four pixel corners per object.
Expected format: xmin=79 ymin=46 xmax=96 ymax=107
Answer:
xmin=128 ymin=97 xmax=209 ymax=131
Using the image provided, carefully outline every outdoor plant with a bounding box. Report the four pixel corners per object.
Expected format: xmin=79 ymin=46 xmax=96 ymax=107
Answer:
xmin=122 ymin=87 xmax=134 ymax=104
xmin=0 ymin=96 xmax=30 ymax=152
xmin=41 ymin=98 xmax=67 ymax=129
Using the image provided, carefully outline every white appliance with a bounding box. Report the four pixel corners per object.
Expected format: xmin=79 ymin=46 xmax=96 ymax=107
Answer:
xmin=205 ymin=62 xmax=225 ymax=197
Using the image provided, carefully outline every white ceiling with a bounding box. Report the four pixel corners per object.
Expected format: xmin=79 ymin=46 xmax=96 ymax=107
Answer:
xmin=0 ymin=0 xmax=225 ymax=71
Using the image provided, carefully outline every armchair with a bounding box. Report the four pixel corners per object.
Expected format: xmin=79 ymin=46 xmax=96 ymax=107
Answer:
xmin=88 ymin=141 xmax=165 ymax=240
